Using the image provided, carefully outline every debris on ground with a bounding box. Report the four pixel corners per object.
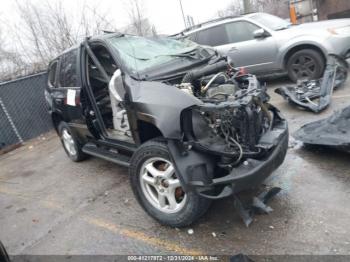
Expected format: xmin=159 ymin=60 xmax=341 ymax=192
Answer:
xmin=234 ymin=187 xmax=281 ymax=227
xmin=187 ymin=229 xmax=194 ymax=235
xmin=294 ymin=105 xmax=350 ymax=152
xmin=275 ymin=55 xmax=348 ymax=113
xmin=212 ymin=232 xmax=217 ymax=237
xmin=288 ymin=137 xmax=303 ymax=149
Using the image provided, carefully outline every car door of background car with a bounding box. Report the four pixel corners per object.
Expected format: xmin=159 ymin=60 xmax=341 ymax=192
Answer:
xmin=48 ymin=48 xmax=85 ymax=128
xmin=194 ymin=21 xmax=278 ymax=73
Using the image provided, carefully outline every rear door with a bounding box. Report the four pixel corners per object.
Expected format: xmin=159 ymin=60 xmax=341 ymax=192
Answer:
xmin=48 ymin=48 xmax=85 ymax=127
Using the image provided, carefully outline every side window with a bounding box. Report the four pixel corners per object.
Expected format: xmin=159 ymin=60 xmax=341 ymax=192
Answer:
xmin=59 ymin=49 xmax=78 ymax=87
xmin=196 ymin=25 xmax=228 ymax=46
xmin=225 ymin=21 xmax=260 ymax=44
xmin=48 ymin=61 xmax=58 ymax=88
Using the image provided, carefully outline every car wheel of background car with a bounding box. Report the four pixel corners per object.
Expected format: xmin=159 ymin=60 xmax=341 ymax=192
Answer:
xmin=287 ymin=49 xmax=325 ymax=82
xmin=58 ymin=121 xmax=87 ymax=162
xmin=129 ymin=139 xmax=212 ymax=227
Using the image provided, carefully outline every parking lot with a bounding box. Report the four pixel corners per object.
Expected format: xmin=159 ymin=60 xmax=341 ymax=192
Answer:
xmin=1 ymin=77 xmax=350 ymax=256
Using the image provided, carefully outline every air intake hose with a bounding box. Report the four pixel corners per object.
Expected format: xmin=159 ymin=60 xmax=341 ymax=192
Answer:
xmin=182 ymin=61 xmax=227 ymax=84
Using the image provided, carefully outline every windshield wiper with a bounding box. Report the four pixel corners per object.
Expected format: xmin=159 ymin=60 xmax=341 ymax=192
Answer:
xmin=154 ymin=51 xmax=198 ymax=59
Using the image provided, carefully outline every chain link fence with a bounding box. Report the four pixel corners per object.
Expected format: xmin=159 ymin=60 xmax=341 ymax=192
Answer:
xmin=0 ymin=72 xmax=53 ymax=150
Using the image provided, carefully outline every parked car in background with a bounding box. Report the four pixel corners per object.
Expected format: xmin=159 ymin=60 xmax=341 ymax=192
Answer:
xmin=175 ymin=12 xmax=350 ymax=82
xmin=45 ymin=33 xmax=288 ymax=227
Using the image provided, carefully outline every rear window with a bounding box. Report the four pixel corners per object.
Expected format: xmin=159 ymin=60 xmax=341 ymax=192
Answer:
xmin=59 ymin=49 xmax=78 ymax=87
xmin=195 ymin=26 xmax=228 ymax=46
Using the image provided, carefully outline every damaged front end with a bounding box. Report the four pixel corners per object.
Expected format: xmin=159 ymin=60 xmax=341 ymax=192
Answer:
xmin=294 ymin=105 xmax=350 ymax=152
xmin=167 ymin=68 xmax=289 ymax=200
xmin=275 ymin=55 xmax=348 ymax=113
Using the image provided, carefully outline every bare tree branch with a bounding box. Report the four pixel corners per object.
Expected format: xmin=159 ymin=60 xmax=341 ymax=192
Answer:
xmin=123 ymin=0 xmax=155 ymax=36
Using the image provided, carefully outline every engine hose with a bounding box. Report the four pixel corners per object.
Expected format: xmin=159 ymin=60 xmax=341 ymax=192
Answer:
xmin=202 ymin=72 xmax=227 ymax=94
xmin=181 ymin=61 xmax=227 ymax=84
xmin=229 ymin=137 xmax=243 ymax=165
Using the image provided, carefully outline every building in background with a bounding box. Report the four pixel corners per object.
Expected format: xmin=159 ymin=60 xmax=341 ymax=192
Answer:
xmin=315 ymin=0 xmax=350 ymax=20
xmin=289 ymin=0 xmax=350 ymax=24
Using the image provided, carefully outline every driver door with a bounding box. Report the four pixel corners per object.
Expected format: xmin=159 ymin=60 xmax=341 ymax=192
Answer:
xmin=216 ymin=21 xmax=278 ymax=73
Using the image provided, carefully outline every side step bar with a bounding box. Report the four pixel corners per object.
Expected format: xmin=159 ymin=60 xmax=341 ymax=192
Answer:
xmin=82 ymin=143 xmax=131 ymax=167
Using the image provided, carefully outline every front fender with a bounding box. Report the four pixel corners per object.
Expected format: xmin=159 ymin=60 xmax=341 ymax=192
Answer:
xmin=125 ymin=75 xmax=202 ymax=139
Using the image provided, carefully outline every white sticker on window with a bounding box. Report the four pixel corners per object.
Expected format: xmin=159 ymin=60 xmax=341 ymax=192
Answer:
xmin=67 ymin=89 xmax=76 ymax=106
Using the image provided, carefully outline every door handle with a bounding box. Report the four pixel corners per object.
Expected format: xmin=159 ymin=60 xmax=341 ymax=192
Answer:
xmin=55 ymin=98 xmax=64 ymax=104
xmin=229 ymin=47 xmax=238 ymax=52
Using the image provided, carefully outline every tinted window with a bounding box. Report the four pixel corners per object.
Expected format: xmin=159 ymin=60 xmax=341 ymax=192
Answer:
xmin=59 ymin=49 xmax=78 ymax=87
xmin=48 ymin=61 xmax=58 ymax=87
xmin=195 ymin=25 xmax=228 ymax=46
xmin=225 ymin=21 xmax=260 ymax=43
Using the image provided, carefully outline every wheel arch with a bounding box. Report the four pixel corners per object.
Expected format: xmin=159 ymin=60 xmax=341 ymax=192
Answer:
xmin=137 ymin=120 xmax=164 ymax=144
xmin=283 ymin=44 xmax=327 ymax=69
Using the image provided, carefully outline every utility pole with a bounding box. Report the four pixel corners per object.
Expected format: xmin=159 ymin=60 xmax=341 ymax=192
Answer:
xmin=243 ymin=0 xmax=251 ymax=14
xmin=179 ymin=0 xmax=187 ymax=28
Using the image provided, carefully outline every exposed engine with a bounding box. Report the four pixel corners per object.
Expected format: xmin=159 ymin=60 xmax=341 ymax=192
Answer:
xmin=178 ymin=61 xmax=275 ymax=167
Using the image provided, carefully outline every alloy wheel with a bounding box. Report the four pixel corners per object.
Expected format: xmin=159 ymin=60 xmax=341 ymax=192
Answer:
xmin=139 ymin=157 xmax=187 ymax=214
xmin=291 ymin=55 xmax=317 ymax=79
xmin=61 ymin=128 xmax=77 ymax=156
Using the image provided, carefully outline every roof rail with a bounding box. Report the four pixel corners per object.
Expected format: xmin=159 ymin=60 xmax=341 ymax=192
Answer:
xmin=181 ymin=15 xmax=240 ymax=33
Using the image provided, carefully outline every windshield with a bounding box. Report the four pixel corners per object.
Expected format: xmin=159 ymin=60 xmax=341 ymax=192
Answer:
xmin=107 ymin=35 xmax=200 ymax=73
xmin=251 ymin=13 xmax=291 ymax=31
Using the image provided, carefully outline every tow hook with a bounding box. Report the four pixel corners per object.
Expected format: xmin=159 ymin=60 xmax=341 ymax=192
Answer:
xmin=233 ymin=187 xmax=281 ymax=227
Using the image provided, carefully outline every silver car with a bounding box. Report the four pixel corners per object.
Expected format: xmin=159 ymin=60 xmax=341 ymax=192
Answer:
xmin=180 ymin=13 xmax=350 ymax=81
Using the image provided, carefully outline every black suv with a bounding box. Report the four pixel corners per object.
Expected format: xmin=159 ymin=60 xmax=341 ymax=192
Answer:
xmin=46 ymin=33 xmax=288 ymax=227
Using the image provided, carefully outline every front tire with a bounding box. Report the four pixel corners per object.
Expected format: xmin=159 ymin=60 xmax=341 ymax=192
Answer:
xmin=58 ymin=121 xmax=87 ymax=162
xmin=287 ymin=49 xmax=325 ymax=82
xmin=129 ymin=139 xmax=211 ymax=227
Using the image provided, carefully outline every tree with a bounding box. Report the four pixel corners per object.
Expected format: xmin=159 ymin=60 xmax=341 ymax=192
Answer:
xmin=0 ymin=29 xmax=27 ymax=81
xmin=254 ymin=0 xmax=290 ymax=18
xmin=218 ymin=0 xmax=289 ymax=18
xmin=2 ymin=0 xmax=118 ymax=80
xmin=217 ymin=0 xmax=243 ymax=17
xmin=123 ymin=0 xmax=155 ymax=36
xmin=0 ymin=0 xmax=158 ymax=81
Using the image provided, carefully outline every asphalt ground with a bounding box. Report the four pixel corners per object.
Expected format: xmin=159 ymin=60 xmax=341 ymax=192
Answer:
xmin=1 ymin=76 xmax=350 ymax=257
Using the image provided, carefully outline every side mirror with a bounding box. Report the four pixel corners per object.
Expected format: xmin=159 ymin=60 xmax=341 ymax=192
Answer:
xmin=253 ymin=28 xmax=269 ymax=39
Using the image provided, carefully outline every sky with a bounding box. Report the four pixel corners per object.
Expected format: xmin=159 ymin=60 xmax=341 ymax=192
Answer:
xmin=0 ymin=0 xmax=236 ymax=35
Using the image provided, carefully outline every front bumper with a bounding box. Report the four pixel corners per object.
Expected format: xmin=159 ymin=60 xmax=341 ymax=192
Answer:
xmin=168 ymin=119 xmax=289 ymax=199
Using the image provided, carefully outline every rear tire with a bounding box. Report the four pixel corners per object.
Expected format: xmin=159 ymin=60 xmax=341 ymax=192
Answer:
xmin=129 ymin=139 xmax=212 ymax=227
xmin=58 ymin=121 xmax=87 ymax=162
xmin=287 ymin=49 xmax=325 ymax=82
